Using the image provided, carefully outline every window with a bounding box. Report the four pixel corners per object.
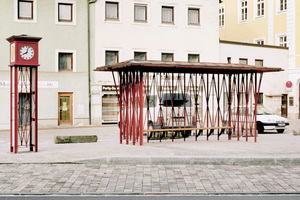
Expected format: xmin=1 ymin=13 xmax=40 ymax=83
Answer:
xmin=162 ymin=6 xmax=174 ymax=24
xmin=255 ymin=59 xmax=263 ymax=66
xmin=227 ymin=57 xmax=231 ymax=64
xmin=278 ymin=35 xmax=287 ymax=47
xmin=258 ymin=93 xmax=263 ymax=105
xmin=106 ymin=2 xmax=119 ymax=20
xmin=59 ymin=53 xmax=73 ymax=71
xmin=105 ymin=51 xmax=119 ymax=65
xmin=255 ymin=0 xmax=265 ymax=18
xmin=18 ymin=0 xmax=33 ymax=19
xmin=162 ymin=53 xmax=174 ymax=62
xmin=188 ymin=8 xmax=200 ymax=25
xmin=255 ymin=39 xmax=264 ymax=45
xmin=289 ymin=97 xmax=294 ymax=106
xmin=239 ymin=0 xmax=248 ymax=22
xmin=188 ymin=54 xmax=199 ymax=63
xmin=219 ymin=6 xmax=225 ymax=28
xmin=58 ymin=3 xmax=72 ymax=22
xmin=239 ymin=58 xmax=248 ymax=65
xmin=279 ymin=0 xmax=287 ymax=12
xmin=134 ymin=4 xmax=147 ymax=22
xmin=134 ymin=52 xmax=147 ymax=60
xmin=55 ymin=1 xmax=76 ymax=25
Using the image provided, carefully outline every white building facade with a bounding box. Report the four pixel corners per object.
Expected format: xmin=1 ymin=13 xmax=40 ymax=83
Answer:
xmin=220 ymin=41 xmax=289 ymax=116
xmin=90 ymin=0 xmax=220 ymax=124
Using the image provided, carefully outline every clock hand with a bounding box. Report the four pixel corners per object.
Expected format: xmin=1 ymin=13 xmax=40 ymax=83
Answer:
xmin=22 ymin=48 xmax=29 ymax=56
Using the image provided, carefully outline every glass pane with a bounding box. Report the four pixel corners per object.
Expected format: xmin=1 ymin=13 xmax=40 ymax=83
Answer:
xmin=162 ymin=7 xmax=173 ymax=23
xmin=188 ymin=9 xmax=199 ymax=24
xmin=59 ymin=4 xmax=72 ymax=21
xmin=105 ymin=51 xmax=118 ymax=65
xmin=188 ymin=54 xmax=199 ymax=63
xmin=59 ymin=53 xmax=72 ymax=70
xmin=258 ymin=93 xmax=263 ymax=105
xmin=134 ymin=52 xmax=147 ymax=60
xmin=239 ymin=59 xmax=248 ymax=65
xmin=60 ymin=96 xmax=70 ymax=121
xmin=135 ymin=5 xmax=146 ymax=21
xmin=162 ymin=53 xmax=173 ymax=61
xmin=106 ymin=2 xmax=118 ymax=19
xmin=19 ymin=1 xmax=32 ymax=18
xmin=144 ymin=95 xmax=157 ymax=108
xmin=18 ymin=93 xmax=31 ymax=126
xmin=255 ymin=60 xmax=263 ymax=66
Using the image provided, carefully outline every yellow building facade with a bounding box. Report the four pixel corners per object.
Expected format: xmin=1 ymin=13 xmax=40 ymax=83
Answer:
xmin=219 ymin=0 xmax=300 ymax=119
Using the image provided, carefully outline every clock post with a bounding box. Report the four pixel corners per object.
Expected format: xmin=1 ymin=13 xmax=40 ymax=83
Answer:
xmin=7 ymin=35 xmax=42 ymax=154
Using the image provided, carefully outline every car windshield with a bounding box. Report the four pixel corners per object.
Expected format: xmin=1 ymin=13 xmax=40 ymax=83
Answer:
xmin=144 ymin=95 xmax=158 ymax=108
xmin=257 ymin=107 xmax=272 ymax=115
xmin=162 ymin=93 xmax=192 ymax=107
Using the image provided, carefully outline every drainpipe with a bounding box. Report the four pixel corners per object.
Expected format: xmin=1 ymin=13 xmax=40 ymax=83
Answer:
xmin=88 ymin=0 xmax=97 ymax=125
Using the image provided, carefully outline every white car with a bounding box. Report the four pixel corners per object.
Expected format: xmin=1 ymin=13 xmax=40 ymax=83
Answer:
xmin=256 ymin=106 xmax=289 ymax=133
xmin=227 ymin=106 xmax=289 ymax=133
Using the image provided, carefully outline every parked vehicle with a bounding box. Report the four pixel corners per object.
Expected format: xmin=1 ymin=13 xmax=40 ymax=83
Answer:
xmin=225 ymin=106 xmax=289 ymax=134
xmin=118 ymin=93 xmax=196 ymax=138
xmin=256 ymin=106 xmax=289 ymax=133
xmin=146 ymin=93 xmax=196 ymax=138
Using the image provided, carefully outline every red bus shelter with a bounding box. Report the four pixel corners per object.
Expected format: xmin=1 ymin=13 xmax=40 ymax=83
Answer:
xmin=95 ymin=60 xmax=283 ymax=145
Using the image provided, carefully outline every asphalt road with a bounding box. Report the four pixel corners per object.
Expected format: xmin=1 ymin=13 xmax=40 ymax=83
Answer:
xmin=0 ymin=195 xmax=300 ymax=200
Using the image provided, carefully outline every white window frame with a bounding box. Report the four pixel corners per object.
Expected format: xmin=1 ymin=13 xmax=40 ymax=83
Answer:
xmin=254 ymin=37 xmax=265 ymax=45
xmin=254 ymin=0 xmax=265 ymax=19
xmin=55 ymin=0 xmax=76 ymax=25
xmin=238 ymin=0 xmax=248 ymax=23
xmin=276 ymin=33 xmax=287 ymax=47
xmin=160 ymin=4 xmax=177 ymax=26
xmin=14 ymin=0 xmax=37 ymax=23
xmin=219 ymin=5 xmax=225 ymax=28
xmin=276 ymin=0 xmax=287 ymax=14
xmin=55 ymin=50 xmax=77 ymax=72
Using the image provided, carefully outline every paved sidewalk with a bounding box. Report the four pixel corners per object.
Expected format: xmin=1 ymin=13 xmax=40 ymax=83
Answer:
xmin=0 ymin=164 xmax=299 ymax=195
xmin=0 ymin=120 xmax=300 ymax=195
xmin=0 ymin=120 xmax=300 ymax=165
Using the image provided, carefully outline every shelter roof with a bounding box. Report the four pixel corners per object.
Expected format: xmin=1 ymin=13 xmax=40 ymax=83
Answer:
xmin=94 ymin=60 xmax=283 ymax=74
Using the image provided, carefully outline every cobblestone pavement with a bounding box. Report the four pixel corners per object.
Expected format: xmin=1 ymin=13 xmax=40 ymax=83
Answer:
xmin=0 ymin=164 xmax=300 ymax=194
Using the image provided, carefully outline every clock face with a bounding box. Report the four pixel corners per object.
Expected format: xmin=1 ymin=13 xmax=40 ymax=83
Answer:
xmin=20 ymin=45 xmax=34 ymax=60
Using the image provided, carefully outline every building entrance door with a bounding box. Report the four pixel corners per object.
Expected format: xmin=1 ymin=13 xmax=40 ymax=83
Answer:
xmin=58 ymin=93 xmax=73 ymax=125
xmin=281 ymin=94 xmax=287 ymax=118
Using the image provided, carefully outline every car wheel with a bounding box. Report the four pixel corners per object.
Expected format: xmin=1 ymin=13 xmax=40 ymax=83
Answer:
xmin=148 ymin=123 xmax=155 ymax=139
xmin=277 ymin=129 xmax=284 ymax=133
xmin=257 ymin=122 xmax=264 ymax=133
xmin=181 ymin=130 xmax=191 ymax=138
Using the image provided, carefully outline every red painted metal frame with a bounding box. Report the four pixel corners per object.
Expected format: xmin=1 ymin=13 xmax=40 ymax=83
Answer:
xmin=10 ymin=66 xmax=38 ymax=153
xmin=115 ymin=70 xmax=263 ymax=145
